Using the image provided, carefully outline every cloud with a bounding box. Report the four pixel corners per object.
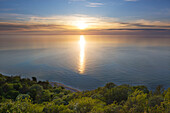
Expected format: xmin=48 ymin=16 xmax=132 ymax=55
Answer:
xmin=69 ymin=0 xmax=85 ymax=1
xmin=0 ymin=8 xmax=14 ymax=11
xmin=68 ymin=0 xmax=86 ymax=4
xmin=0 ymin=22 xmax=67 ymax=32
xmin=104 ymin=28 xmax=168 ymax=31
xmin=0 ymin=13 xmax=170 ymax=34
xmin=86 ymin=2 xmax=104 ymax=7
xmin=125 ymin=0 xmax=138 ymax=1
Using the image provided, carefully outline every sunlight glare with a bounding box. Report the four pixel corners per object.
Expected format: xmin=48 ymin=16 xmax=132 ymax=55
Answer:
xmin=78 ymin=35 xmax=86 ymax=74
xmin=79 ymin=35 xmax=86 ymax=45
xmin=76 ymin=21 xmax=88 ymax=30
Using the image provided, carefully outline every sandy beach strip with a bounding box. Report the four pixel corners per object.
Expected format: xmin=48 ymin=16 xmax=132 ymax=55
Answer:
xmin=50 ymin=82 xmax=80 ymax=92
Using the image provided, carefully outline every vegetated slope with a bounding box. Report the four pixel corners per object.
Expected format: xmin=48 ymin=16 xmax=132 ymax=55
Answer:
xmin=0 ymin=74 xmax=169 ymax=113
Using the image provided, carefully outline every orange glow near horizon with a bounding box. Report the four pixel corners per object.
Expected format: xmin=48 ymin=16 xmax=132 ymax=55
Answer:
xmin=78 ymin=35 xmax=86 ymax=74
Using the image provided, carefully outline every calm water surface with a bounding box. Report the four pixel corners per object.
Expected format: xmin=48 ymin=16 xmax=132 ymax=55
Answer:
xmin=0 ymin=35 xmax=170 ymax=90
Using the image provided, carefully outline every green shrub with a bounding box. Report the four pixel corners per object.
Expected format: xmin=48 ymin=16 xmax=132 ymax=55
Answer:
xmin=2 ymin=83 xmax=13 ymax=93
xmin=16 ymin=94 xmax=31 ymax=101
xmin=104 ymin=102 xmax=124 ymax=113
xmin=5 ymin=90 xmax=19 ymax=99
xmin=13 ymin=83 xmax=22 ymax=90
xmin=148 ymin=95 xmax=164 ymax=107
xmin=69 ymin=97 xmax=105 ymax=113
xmin=103 ymin=86 xmax=129 ymax=104
xmin=105 ymin=82 xmax=116 ymax=89
xmin=43 ymin=103 xmax=73 ymax=113
xmin=125 ymin=90 xmax=147 ymax=113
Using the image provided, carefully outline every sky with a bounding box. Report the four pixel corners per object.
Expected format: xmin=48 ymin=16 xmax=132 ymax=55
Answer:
xmin=0 ymin=0 xmax=170 ymax=35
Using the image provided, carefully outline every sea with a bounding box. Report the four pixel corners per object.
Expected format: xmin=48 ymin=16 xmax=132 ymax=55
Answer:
xmin=0 ymin=35 xmax=169 ymax=90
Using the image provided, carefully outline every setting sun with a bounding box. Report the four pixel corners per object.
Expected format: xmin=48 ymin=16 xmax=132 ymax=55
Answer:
xmin=76 ymin=21 xmax=88 ymax=30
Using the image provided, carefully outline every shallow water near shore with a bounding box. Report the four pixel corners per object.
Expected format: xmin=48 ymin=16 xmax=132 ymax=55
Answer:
xmin=0 ymin=35 xmax=170 ymax=90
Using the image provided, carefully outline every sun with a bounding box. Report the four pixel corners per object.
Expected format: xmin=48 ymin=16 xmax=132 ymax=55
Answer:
xmin=76 ymin=21 xmax=88 ymax=30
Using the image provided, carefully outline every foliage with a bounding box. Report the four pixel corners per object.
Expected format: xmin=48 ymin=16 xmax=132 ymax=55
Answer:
xmin=68 ymin=97 xmax=105 ymax=113
xmin=0 ymin=74 xmax=169 ymax=113
xmin=124 ymin=90 xmax=147 ymax=112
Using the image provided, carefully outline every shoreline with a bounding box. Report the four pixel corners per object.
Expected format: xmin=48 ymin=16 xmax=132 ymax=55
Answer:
xmin=49 ymin=82 xmax=80 ymax=92
xmin=1 ymin=72 xmax=168 ymax=91
xmin=0 ymin=72 xmax=80 ymax=92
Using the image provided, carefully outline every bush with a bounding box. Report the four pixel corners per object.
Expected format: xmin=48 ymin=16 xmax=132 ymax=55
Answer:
xmin=132 ymin=85 xmax=149 ymax=94
xmin=29 ymin=84 xmax=43 ymax=101
xmin=103 ymin=86 xmax=129 ymax=104
xmin=148 ymin=95 xmax=164 ymax=107
xmin=16 ymin=94 xmax=31 ymax=101
xmin=40 ymin=90 xmax=51 ymax=102
xmin=0 ymin=98 xmax=43 ymax=113
xmin=5 ymin=90 xmax=19 ymax=99
xmin=13 ymin=83 xmax=22 ymax=90
xmin=43 ymin=103 xmax=73 ymax=113
xmin=69 ymin=97 xmax=105 ymax=113
xmin=104 ymin=102 xmax=124 ymax=113
xmin=125 ymin=90 xmax=147 ymax=113
xmin=105 ymin=82 xmax=116 ymax=89
xmin=30 ymin=84 xmax=43 ymax=91
xmin=2 ymin=83 xmax=13 ymax=93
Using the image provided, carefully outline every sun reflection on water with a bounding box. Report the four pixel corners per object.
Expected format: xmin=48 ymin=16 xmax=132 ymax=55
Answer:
xmin=78 ymin=35 xmax=86 ymax=74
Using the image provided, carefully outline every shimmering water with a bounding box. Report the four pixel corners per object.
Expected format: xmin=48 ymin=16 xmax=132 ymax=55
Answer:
xmin=0 ymin=35 xmax=170 ymax=90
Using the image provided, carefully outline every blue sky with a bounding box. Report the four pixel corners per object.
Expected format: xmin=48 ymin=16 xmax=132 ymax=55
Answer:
xmin=0 ymin=0 xmax=170 ymax=34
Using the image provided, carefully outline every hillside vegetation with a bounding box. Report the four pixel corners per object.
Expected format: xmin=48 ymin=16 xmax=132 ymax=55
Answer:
xmin=0 ymin=74 xmax=169 ymax=113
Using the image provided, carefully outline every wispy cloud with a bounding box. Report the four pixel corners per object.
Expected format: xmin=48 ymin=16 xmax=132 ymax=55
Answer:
xmin=0 ymin=13 xmax=170 ymax=34
xmin=68 ymin=0 xmax=86 ymax=4
xmin=86 ymin=2 xmax=104 ymax=7
xmin=125 ymin=0 xmax=139 ymax=2
xmin=0 ymin=8 xmax=14 ymax=11
xmin=69 ymin=0 xmax=86 ymax=1
xmin=0 ymin=22 xmax=66 ymax=32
